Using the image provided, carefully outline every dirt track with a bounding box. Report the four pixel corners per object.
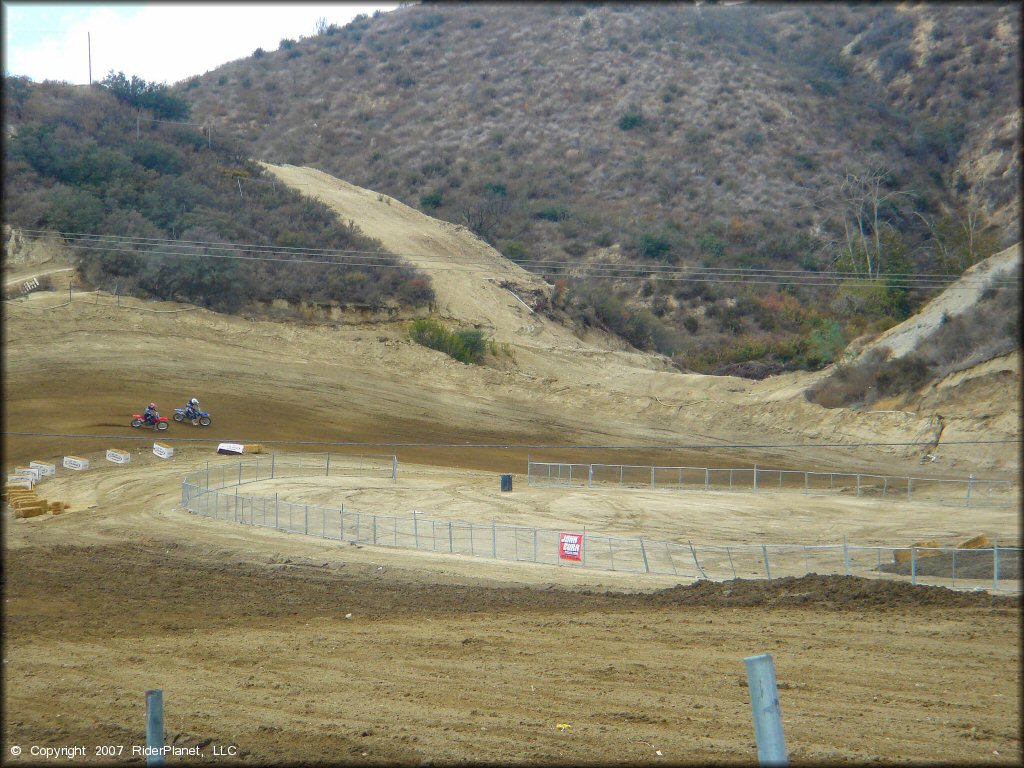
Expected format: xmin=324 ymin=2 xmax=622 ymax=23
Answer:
xmin=3 ymin=168 xmax=1021 ymax=764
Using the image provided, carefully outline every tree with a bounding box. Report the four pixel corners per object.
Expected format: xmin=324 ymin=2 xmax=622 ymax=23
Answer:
xmin=815 ymin=165 xmax=911 ymax=282
xmin=919 ymin=209 xmax=1000 ymax=275
xmin=459 ymin=183 xmax=513 ymax=242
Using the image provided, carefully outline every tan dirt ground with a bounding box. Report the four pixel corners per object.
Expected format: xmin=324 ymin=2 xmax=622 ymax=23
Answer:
xmin=2 ymin=168 xmax=1020 ymax=765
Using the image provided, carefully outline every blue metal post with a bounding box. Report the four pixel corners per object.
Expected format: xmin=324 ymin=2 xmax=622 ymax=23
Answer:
xmin=688 ymin=540 xmax=705 ymax=579
xmin=146 ymin=689 xmax=164 ymax=766
xmin=744 ymin=654 xmax=788 ymax=766
xmin=993 ymin=541 xmax=999 ymax=592
xmin=762 ymin=544 xmax=772 ymax=581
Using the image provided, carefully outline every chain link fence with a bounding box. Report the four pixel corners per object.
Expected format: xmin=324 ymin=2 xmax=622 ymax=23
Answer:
xmin=527 ymin=461 xmax=1016 ymax=508
xmin=181 ymin=454 xmax=1020 ymax=593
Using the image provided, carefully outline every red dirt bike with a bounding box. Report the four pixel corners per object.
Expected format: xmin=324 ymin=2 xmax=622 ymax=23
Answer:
xmin=130 ymin=413 xmax=169 ymax=431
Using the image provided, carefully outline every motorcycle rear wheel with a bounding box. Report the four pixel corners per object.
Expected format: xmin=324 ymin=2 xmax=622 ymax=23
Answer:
xmin=130 ymin=418 xmax=143 ymax=428
xmin=173 ymin=412 xmax=184 ymax=422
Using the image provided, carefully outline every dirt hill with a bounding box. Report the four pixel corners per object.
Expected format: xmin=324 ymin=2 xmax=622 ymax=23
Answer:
xmin=5 ymin=168 xmax=1018 ymax=477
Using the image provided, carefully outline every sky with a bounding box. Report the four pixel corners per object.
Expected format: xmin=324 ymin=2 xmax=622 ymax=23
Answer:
xmin=2 ymin=2 xmax=400 ymax=86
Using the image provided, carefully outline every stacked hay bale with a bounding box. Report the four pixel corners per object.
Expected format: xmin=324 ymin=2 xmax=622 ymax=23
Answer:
xmin=3 ymin=486 xmax=69 ymax=518
xmin=4 ymin=487 xmax=47 ymax=518
xmin=893 ymin=539 xmax=942 ymax=564
xmin=893 ymin=534 xmax=994 ymax=564
xmin=958 ymin=534 xmax=991 ymax=549
xmin=244 ymin=444 xmax=266 ymax=454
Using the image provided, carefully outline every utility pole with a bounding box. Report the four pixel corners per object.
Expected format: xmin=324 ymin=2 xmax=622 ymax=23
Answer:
xmin=88 ymin=32 xmax=92 ymax=84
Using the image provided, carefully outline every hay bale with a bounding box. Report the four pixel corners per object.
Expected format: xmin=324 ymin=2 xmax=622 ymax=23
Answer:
xmin=244 ymin=443 xmax=265 ymax=454
xmin=958 ymin=534 xmax=991 ymax=549
xmin=14 ymin=504 xmax=47 ymax=518
xmin=893 ymin=539 xmax=943 ymax=564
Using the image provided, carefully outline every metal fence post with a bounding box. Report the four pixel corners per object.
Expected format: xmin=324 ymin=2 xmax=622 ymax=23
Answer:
xmin=856 ymin=473 xmax=861 ymax=497
xmin=744 ymin=654 xmax=788 ymax=766
xmin=704 ymin=468 xmax=709 ymax=491
xmin=908 ymin=477 xmax=913 ymax=501
xmin=392 ymin=455 xmax=397 ymax=482
xmin=727 ymin=546 xmax=737 ymax=579
xmin=688 ymin=540 xmax=704 ymax=579
xmin=449 ymin=522 xmax=454 ymax=553
xmin=843 ymin=535 xmax=850 ymax=576
xmin=304 ymin=505 xmax=309 ymax=535
xmin=651 ymin=466 xmax=656 ymax=490
xmin=804 ymin=472 xmax=809 ymax=495
xmin=271 ymin=451 xmax=275 ymax=479
xmin=492 ymin=520 xmax=497 ymax=558
xmin=582 ymin=525 xmax=587 ymax=567
xmin=911 ymin=547 xmax=916 ymax=585
xmin=993 ymin=541 xmax=999 ymax=592
xmin=274 ymin=493 xmax=279 ymax=528
xmin=665 ymin=541 xmax=677 ymax=576
xmin=966 ymin=474 xmax=974 ymax=508
xmin=753 ymin=464 xmax=758 ymax=493
xmin=326 ymin=452 xmax=331 ymax=477
xmin=533 ymin=527 xmax=537 ymax=562
xmin=762 ymin=545 xmax=772 ymax=581
xmin=639 ymin=538 xmax=650 ymax=573
xmin=951 ymin=546 xmax=956 ymax=590
xmin=146 ymin=689 xmax=164 ymax=766
xmin=372 ymin=515 xmax=377 ymax=545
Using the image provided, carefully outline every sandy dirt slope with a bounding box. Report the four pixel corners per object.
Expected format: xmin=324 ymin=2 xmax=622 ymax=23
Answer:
xmin=2 ymin=169 xmax=1021 ymax=765
xmin=259 ymin=163 xmax=1020 ymax=477
xmin=855 ymin=244 xmax=1020 ymax=360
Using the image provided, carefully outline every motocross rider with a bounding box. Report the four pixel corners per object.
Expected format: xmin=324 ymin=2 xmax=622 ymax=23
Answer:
xmin=184 ymin=397 xmax=201 ymax=423
xmin=144 ymin=402 xmax=159 ymax=426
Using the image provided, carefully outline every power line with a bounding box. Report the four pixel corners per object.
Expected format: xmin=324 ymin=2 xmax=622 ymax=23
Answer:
xmin=15 ymin=229 xmax=1022 ymax=290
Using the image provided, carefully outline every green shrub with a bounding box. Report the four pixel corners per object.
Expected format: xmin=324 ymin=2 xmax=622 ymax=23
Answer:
xmin=420 ymin=191 xmax=443 ymax=210
xmin=533 ymin=204 xmax=571 ymax=222
xmin=618 ymin=112 xmax=644 ymax=131
xmin=408 ymin=318 xmax=485 ymax=365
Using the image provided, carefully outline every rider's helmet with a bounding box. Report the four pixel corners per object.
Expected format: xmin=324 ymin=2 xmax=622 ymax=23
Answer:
xmin=190 ymin=397 xmax=199 ymax=406
xmin=149 ymin=402 xmax=156 ymax=409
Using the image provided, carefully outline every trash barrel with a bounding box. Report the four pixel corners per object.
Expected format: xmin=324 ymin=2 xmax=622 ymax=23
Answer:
xmin=500 ymin=474 xmax=513 ymax=492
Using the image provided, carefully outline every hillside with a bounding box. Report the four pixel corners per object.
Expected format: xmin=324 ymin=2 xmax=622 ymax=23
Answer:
xmin=6 ymin=167 xmax=1018 ymax=477
xmin=178 ymin=2 xmax=1020 ymax=371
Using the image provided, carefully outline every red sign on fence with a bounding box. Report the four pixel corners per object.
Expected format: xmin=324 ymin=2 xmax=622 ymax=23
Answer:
xmin=559 ymin=532 xmax=583 ymax=561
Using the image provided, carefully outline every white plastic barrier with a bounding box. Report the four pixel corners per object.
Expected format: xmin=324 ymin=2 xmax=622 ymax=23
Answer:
xmin=14 ymin=467 xmax=42 ymax=482
xmin=63 ymin=456 xmax=90 ymax=471
xmin=30 ymin=461 xmax=56 ymax=476
xmin=6 ymin=475 xmax=35 ymax=488
xmin=106 ymin=449 xmax=131 ymax=464
xmin=153 ymin=443 xmax=174 ymax=459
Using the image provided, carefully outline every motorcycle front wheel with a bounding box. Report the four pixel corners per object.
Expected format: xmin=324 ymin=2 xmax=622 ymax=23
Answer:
xmin=156 ymin=421 xmax=169 ymax=431
xmin=199 ymin=416 xmax=212 ymax=427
